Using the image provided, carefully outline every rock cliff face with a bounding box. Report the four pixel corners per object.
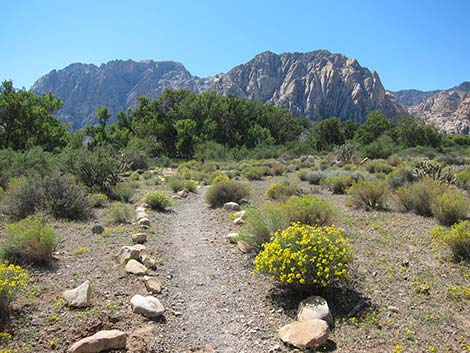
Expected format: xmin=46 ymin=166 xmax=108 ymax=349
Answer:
xmin=31 ymin=50 xmax=405 ymax=129
xmin=394 ymin=82 xmax=470 ymax=133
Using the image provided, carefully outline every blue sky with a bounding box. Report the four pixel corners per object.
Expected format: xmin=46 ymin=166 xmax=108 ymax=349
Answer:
xmin=1 ymin=0 xmax=469 ymax=91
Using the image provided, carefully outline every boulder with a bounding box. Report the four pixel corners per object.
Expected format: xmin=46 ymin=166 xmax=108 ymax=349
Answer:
xmin=297 ymin=296 xmax=333 ymax=325
xmin=125 ymin=259 xmax=148 ymax=275
xmin=132 ymin=233 xmax=147 ymax=244
xmin=144 ymin=276 xmax=162 ymax=294
xmin=130 ymin=294 xmax=165 ymax=318
xmin=278 ymin=319 xmax=329 ymax=349
xmin=223 ymin=202 xmax=241 ymax=211
xmin=115 ymin=246 xmax=141 ymax=265
xmin=137 ymin=217 xmax=151 ymax=227
xmin=63 ymin=280 xmax=91 ymax=308
xmin=67 ymin=329 xmax=127 ymax=353
xmin=91 ymin=223 xmax=104 ymax=235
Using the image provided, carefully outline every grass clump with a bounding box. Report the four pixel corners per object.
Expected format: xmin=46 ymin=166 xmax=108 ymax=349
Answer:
xmin=167 ymin=175 xmax=197 ymax=192
xmin=283 ymin=195 xmax=336 ymax=226
xmin=265 ymin=182 xmax=298 ymax=201
xmin=254 ymin=223 xmax=352 ymax=288
xmin=107 ymin=202 xmax=134 ymax=224
xmin=143 ymin=192 xmax=172 ymax=211
xmin=322 ymin=174 xmax=354 ymax=194
xmin=431 ymin=188 xmax=470 ymax=226
xmin=366 ymin=160 xmax=393 ymax=174
xmin=205 ymin=180 xmax=250 ymax=207
xmin=396 ymin=178 xmax=448 ymax=217
xmin=209 ymin=171 xmax=230 ymax=185
xmin=0 ymin=263 xmax=29 ymax=323
xmin=347 ymin=180 xmax=389 ymax=210
xmin=111 ymin=183 xmax=135 ymax=202
xmin=87 ymin=193 xmax=109 ymax=208
xmin=0 ymin=215 xmax=58 ymax=265
xmin=242 ymin=166 xmax=268 ymax=180
xmin=431 ymin=221 xmax=470 ymax=262
xmin=305 ymin=170 xmax=325 ymax=185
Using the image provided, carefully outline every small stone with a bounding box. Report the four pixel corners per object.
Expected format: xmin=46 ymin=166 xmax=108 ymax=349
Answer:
xmin=278 ymin=319 xmax=330 ymax=349
xmin=185 ymin=345 xmax=215 ymax=353
xmin=172 ymin=195 xmax=183 ymax=200
xmin=140 ymin=255 xmax=157 ymax=269
xmin=135 ymin=212 xmax=148 ymax=221
xmin=63 ymin=280 xmax=91 ymax=308
xmin=223 ymin=202 xmax=241 ymax=211
xmin=115 ymin=246 xmax=141 ymax=265
xmin=225 ymin=233 xmax=238 ymax=244
xmin=125 ymin=259 xmax=148 ymax=275
xmin=388 ymin=306 xmax=399 ymax=314
xmin=297 ymin=296 xmax=334 ymax=326
xmin=177 ymin=190 xmax=188 ymax=198
xmin=138 ymin=218 xmax=151 ymax=226
xmin=237 ymin=240 xmax=253 ymax=253
xmin=233 ymin=210 xmax=246 ymax=219
xmin=67 ymin=329 xmax=127 ymax=353
xmin=130 ymin=294 xmax=165 ymax=318
xmin=135 ymin=206 xmax=146 ymax=213
xmin=133 ymin=244 xmax=146 ymax=252
xmin=233 ymin=217 xmax=244 ymax=225
xmin=144 ymin=276 xmax=162 ymax=294
xmin=132 ymin=233 xmax=147 ymax=244
xmin=91 ymin=223 xmax=104 ymax=234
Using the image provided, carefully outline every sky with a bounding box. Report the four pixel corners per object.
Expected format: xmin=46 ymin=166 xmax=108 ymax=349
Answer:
xmin=1 ymin=0 xmax=469 ymax=91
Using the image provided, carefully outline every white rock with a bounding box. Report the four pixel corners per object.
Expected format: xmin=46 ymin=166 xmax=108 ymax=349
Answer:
xmin=278 ymin=319 xmax=330 ymax=349
xmin=225 ymin=233 xmax=238 ymax=244
xmin=67 ymin=329 xmax=127 ymax=353
xmin=135 ymin=212 xmax=148 ymax=221
xmin=132 ymin=233 xmax=147 ymax=244
xmin=138 ymin=217 xmax=151 ymax=226
xmin=176 ymin=190 xmax=188 ymax=198
xmin=297 ymin=296 xmax=334 ymax=325
xmin=233 ymin=210 xmax=246 ymax=219
xmin=233 ymin=217 xmax=244 ymax=225
xmin=133 ymin=244 xmax=146 ymax=251
xmin=130 ymin=294 xmax=165 ymax=318
xmin=135 ymin=206 xmax=146 ymax=213
xmin=125 ymin=259 xmax=148 ymax=275
xmin=114 ymin=246 xmax=141 ymax=265
xmin=63 ymin=280 xmax=91 ymax=308
xmin=223 ymin=202 xmax=241 ymax=211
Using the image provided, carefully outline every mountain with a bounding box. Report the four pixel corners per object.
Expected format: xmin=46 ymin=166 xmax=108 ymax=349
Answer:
xmin=31 ymin=50 xmax=405 ymax=129
xmin=394 ymin=82 xmax=470 ymax=133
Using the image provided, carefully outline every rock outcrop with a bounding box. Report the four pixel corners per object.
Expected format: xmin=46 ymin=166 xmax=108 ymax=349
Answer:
xmin=31 ymin=50 xmax=405 ymax=128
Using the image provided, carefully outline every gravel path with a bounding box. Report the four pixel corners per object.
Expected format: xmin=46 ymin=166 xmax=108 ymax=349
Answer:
xmin=152 ymin=187 xmax=287 ymax=353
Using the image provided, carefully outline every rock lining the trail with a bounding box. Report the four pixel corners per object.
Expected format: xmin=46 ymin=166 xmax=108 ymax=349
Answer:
xmin=67 ymin=329 xmax=127 ymax=353
xmin=130 ymin=294 xmax=165 ymax=318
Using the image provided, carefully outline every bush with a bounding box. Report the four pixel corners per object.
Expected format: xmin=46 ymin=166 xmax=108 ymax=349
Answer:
xmin=387 ymin=167 xmax=415 ymax=188
xmin=456 ymin=168 xmax=470 ymax=190
xmin=0 ymin=263 xmax=29 ymax=322
xmin=107 ymin=202 xmax=134 ymax=224
xmin=209 ymin=171 xmax=230 ymax=185
xmin=305 ymin=171 xmax=326 ymax=185
xmin=265 ymin=182 xmax=298 ymax=201
xmin=130 ymin=171 xmax=140 ymax=181
xmin=366 ymin=160 xmax=393 ymax=174
xmin=396 ymin=178 xmax=448 ymax=217
xmin=243 ymin=166 xmax=268 ymax=180
xmin=297 ymin=169 xmax=308 ymax=182
xmin=111 ymin=183 xmax=135 ymax=202
xmin=88 ymin=193 xmax=109 ymax=208
xmin=254 ymin=223 xmax=352 ymax=288
xmin=283 ymin=195 xmax=337 ymax=226
xmin=1 ymin=174 xmax=90 ymax=221
xmin=167 ymin=175 xmax=197 ymax=192
xmin=322 ymin=174 xmax=354 ymax=194
xmin=431 ymin=188 xmax=470 ymax=226
xmin=347 ymin=180 xmax=389 ymax=210
xmin=431 ymin=221 xmax=470 ymax=262
xmin=143 ymin=192 xmax=171 ymax=211
xmin=268 ymin=161 xmax=286 ymax=176
xmin=0 ymin=215 xmax=58 ymax=265
xmin=205 ymin=180 xmax=250 ymax=207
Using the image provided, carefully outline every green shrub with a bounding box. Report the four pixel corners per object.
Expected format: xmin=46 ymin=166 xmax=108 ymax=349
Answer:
xmin=205 ymin=181 xmax=250 ymax=207
xmin=107 ymin=202 xmax=134 ymax=224
xmin=431 ymin=221 xmax=470 ymax=262
xmin=0 ymin=263 xmax=29 ymax=322
xmin=88 ymin=193 xmax=109 ymax=208
xmin=322 ymin=174 xmax=354 ymax=194
xmin=366 ymin=160 xmax=393 ymax=174
xmin=210 ymin=173 xmax=230 ymax=185
xmin=242 ymin=166 xmax=268 ymax=180
xmin=265 ymin=182 xmax=298 ymax=201
xmin=254 ymin=223 xmax=352 ymax=288
xmin=347 ymin=180 xmax=389 ymax=210
xmin=387 ymin=167 xmax=415 ymax=188
xmin=130 ymin=171 xmax=140 ymax=181
xmin=1 ymin=215 xmax=58 ymax=265
xmin=456 ymin=168 xmax=470 ymax=190
xmin=305 ymin=170 xmax=326 ymax=185
xmin=396 ymin=178 xmax=448 ymax=217
xmin=268 ymin=161 xmax=286 ymax=176
xmin=142 ymin=171 xmax=153 ymax=180
xmin=1 ymin=174 xmax=90 ymax=221
xmin=167 ymin=175 xmax=197 ymax=192
xmin=283 ymin=195 xmax=336 ymax=226
xmin=111 ymin=183 xmax=135 ymax=202
xmin=431 ymin=188 xmax=470 ymax=226
xmin=143 ymin=192 xmax=171 ymax=211
xmin=297 ymin=169 xmax=308 ymax=181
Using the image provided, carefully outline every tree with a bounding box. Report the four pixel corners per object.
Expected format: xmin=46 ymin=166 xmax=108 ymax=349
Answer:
xmin=309 ymin=117 xmax=345 ymax=151
xmin=355 ymin=110 xmax=394 ymax=144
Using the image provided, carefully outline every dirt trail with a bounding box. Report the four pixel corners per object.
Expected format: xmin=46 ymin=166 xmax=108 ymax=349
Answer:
xmin=151 ymin=187 xmax=286 ymax=353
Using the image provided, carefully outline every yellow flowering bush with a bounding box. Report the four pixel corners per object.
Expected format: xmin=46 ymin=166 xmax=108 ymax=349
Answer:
xmin=254 ymin=223 xmax=352 ymax=288
xmin=0 ymin=263 xmax=29 ymax=320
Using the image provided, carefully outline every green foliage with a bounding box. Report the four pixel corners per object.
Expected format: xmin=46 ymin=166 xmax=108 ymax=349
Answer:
xmin=242 ymin=165 xmax=268 ymax=180
xmin=87 ymin=193 xmax=109 ymax=208
xmin=305 ymin=171 xmax=326 ymax=185
xmin=413 ymin=160 xmax=456 ymax=184
xmin=265 ymin=181 xmax=298 ymax=201
xmin=1 ymin=215 xmax=58 ymax=265
xmin=355 ymin=110 xmax=394 ymax=145
xmin=387 ymin=166 xmax=415 ymax=188
xmin=210 ymin=172 xmax=230 ymax=185
xmin=111 ymin=183 xmax=135 ymax=202
xmin=282 ymin=195 xmax=337 ymax=226
xmin=205 ymin=180 xmax=250 ymax=207
xmin=431 ymin=221 xmax=470 ymax=262
xmin=366 ymin=160 xmax=393 ymax=174
xmin=396 ymin=178 xmax=448 ymax=217
xmin=347 ymin=179 xmax=389 ymax=210
xmin=363 ymin=135 xmax=396 ymax=159
xmin=431 ymin=188 xmax=470 ymax=226
xmin=309 ymin=117 xmax=345 ymax=151
xmin=322 ymin=174 xmax=354 ymax=194
xmin=167 ymin=175 xmax=197 ymax=192
xmin=107 ymin=202 xmax=134 ymax=224
xmin=253 ymin=223 xmax=352 ymax=288
xmin=456 ymin=168 xmax=470 ymax=190
xmin=0 ymin=263 xmax=29 ymax=321
xmin=143 ymin=192 xmax=171 ymax=211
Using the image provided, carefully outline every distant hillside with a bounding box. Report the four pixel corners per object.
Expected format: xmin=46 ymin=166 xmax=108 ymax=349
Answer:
xmin=31 ymin=50 xmax=405 ymax=129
